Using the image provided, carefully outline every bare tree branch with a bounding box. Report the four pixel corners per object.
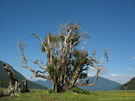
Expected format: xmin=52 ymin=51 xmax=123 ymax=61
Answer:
xmin=31 ymin=33 xmax=47 ymax=52
xmin=76 ymin=69 xmax=100 ymax=86
xmin=18 ymin=41 xmax=50 ymax=80
xmin=31 ymin=59 xmax=47 ymax=70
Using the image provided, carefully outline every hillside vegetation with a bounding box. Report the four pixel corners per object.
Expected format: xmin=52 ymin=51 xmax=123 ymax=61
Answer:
xmin=120 ymin=77 xmax=135 ymax=90
xmin=0 ymin=88 xmax=135 ymax=101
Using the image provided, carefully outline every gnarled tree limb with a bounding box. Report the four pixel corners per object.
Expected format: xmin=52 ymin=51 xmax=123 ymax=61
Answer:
xmin=18 ymin=41 xmax=51 ymax=80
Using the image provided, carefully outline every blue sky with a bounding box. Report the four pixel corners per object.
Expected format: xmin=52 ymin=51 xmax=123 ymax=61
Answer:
xmin=0 ymin=0 xmax=135 ymax=84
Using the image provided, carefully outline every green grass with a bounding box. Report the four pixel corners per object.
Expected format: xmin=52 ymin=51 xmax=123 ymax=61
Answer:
xmin=0 ymin=89 xmax=135 ymax=101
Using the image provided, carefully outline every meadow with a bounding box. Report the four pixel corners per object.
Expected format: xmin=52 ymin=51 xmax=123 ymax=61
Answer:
xmin=0 ymin=88 xmax=135 ymax=101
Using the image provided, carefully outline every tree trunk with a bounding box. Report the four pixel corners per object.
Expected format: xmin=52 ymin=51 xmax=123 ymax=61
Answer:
xmin=53 ymin=85 xmax=64 ymax=93
xmin=51 ymin=77 xmax=68 ymax=93
xmin=2 ymin=64 xmax=21 ymax=96
xmin=22 ymin=80 xmax=29 ymax=93
xmin=51 ymin=78 xmax=61 ymax=93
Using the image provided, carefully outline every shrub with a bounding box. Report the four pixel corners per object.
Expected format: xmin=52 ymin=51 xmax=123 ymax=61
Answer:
xmin=71 ymin=87 xmax=90 ymax=94
xmin=48 ymin=89 xmax=55 ymax=93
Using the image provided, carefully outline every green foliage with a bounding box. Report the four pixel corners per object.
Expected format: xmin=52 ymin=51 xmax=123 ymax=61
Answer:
xmin=47 ymin=64 xmax=60 ymax=77
xmin=120 ymin=77 xmax=135 ymax=90
xmin=47 ymin=64 xmax=55 ymax=76
xmin=73 ymin=50 xmax=89 ymax=66
xmin=41 ymin=42 xmax=46 ymax=52
xmin=41 ymin=33 xmax=57 ymax=53
xmin=48 ymin=33 xmax=57 ymax=42
xmin=71 ymin=34 xmax=80 ymax=45
xmin=71 ymin=87 xmax=90 ymax=94
xmin=0 ymin=88 xmax=135 ymax=101
xmin=59 ymin=35 xmax=65 ymax=42
xmin=53 ymin=57 xmax=58 ymax=65
xmin=48 ymin=89 xmax=55 ymax=93
xmin=79 ymin=73 xmax=87 ymax=79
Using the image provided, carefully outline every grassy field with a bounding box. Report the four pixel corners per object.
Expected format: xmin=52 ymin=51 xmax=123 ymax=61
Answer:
xmin=0 ymin=89 xmax=135 ymax=101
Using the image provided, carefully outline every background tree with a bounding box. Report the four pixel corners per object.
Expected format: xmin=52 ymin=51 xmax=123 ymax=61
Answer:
xmin=19 ymin=24 xmax=108 ymax=93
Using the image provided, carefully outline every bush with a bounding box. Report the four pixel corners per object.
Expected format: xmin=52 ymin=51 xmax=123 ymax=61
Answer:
xmin=71 ymin=87 xmax=90 ymax=94
xmin=48 ymin=89 xmax=55 ymax=93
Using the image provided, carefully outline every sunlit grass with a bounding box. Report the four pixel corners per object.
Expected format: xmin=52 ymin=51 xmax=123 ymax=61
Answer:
xmin=0 ymin=88 xmax=135 ymax=101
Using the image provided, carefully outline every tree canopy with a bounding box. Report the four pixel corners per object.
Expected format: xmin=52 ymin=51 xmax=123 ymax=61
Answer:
xmin=19 ymin=24 xmax=108 ymax=93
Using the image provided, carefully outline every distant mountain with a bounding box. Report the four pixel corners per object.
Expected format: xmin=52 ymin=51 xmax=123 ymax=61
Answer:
xmin=34 ymin=76 xmax=121 ymax=91
xmin=34 ymin=80 xmax=52 ymax=89
xmin=120 ymin=77 xmax=135 ymax=90
xmin=0 ymin=60 xmax=48 ymax=89
xmin=79 ymin=77 xmax=121 ymax=91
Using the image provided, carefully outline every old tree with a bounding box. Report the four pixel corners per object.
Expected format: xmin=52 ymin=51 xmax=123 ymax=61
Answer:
xmin=19 ymin=24 xmax=108 ymax=93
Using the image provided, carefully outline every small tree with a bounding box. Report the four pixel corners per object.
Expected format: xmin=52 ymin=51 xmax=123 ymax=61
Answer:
xmin=19 ymin=24 xmax=108 ymax=93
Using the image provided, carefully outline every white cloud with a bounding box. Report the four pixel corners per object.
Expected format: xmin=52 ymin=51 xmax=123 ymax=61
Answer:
xmin=128 ymin=68 xmax=135 ymax=71
xmin=111 ymin=74 xmax=119 ymax=77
